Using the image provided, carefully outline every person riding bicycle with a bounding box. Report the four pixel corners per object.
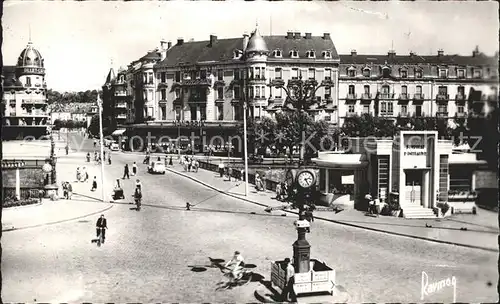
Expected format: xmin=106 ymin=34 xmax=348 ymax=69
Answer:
xmin=96 ymin=214 xmax=107 ymax=243
xmin=224 ymin=251 xmax=245 ymax=283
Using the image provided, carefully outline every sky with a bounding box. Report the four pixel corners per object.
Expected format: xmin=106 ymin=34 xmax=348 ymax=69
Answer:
xmin=3 ymin=1 xmax=499 ymax=92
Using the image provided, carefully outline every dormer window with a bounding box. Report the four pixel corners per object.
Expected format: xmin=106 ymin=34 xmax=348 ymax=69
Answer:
xmin=322 ymin=51 xmax=332 ymax=59
xmin=457 ymin=68 xmax=466 ymax=79
xmin=362 ymin=67 xmax=371 ymax=77
xmin=233 ymin=50 xmax=242 ymax=59
xmin=347 ymin=67 xmax=356 ymax=77
xmin=381 ymin=66 xmax=391 ymax=78
xmin=400 ymin=69 xmax=408 ymax=78
xmin=415 ymin=69 xmax=423 ymax=78
xmin=273 ymin=50 xmax=282 ymax=57
xmin=290 ymin=50 xmax=299 ymax=58
xmin=307 ymin=50 xmax=316 ymax=58
xmin=439 ymin=68 xmax=448 ymax=79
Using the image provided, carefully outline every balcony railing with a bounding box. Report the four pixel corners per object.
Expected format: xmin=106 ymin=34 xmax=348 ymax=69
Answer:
xmin=116 ymin=103 xmax=127 ymax=108
xmin=398 ymin=93 xmax=410 ymax=101
xmin=115 ymin=91 xmax=127 ymax=96
xmin=346 ymin=93 xmax=357 ymax=101
xmin=22 ymin=99 xmax=46 ymax=104
xmin=379 ymin=111 xmax=394 ymax=116
xmin=455 ymin=94 xmax=466 ymax=102
xmin=436 ymin=111 xmax=448 ymax=118
xmin=413 ymin=93 xmax=425 ymax=101
xmin=436 ymin=94 xmax=449 ymax=102
xmin=378 ymin=93 xmax=395 ymax=99
xmin=360 ymin=93 xmax=372 ymax=101
xmin=116 ymin=114 xmax=127 ymax=119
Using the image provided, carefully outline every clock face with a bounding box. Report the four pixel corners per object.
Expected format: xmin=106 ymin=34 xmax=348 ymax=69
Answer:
xmin=285 ymin=170 xmax=295 ymax=187
xmin=297 ymin=171 xmax=315 ymax=188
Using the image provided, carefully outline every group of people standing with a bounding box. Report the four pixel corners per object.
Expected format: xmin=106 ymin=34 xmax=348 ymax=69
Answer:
xmin=181 ymin=156 xmax=199 ymax=172
xmin=122 ymin=162 xmax=138 ymax=179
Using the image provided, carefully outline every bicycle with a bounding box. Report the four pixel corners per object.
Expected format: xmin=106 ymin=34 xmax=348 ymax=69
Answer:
xmin=216 ymin=266 xmax=253 ymax=290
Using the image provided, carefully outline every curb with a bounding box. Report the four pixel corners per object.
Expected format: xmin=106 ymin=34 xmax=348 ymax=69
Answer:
xmin=2 ymin=204 xmax=114 ymax=232
xmin=2 ymin=201 xmax=43 ymax=210
xmin=167 ymin=167 xmax=499 ymax=253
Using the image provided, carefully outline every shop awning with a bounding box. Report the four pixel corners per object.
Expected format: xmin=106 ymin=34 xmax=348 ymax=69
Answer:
xmin=312 ymin=152 xmax=368 ymax=169
xmin=111 ymin=129 xmax=126 ymax=136
xmin=449 ymin=153 xmax=487 ymax=165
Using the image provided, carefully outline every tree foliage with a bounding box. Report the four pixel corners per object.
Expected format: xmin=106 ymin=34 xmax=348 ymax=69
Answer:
xmin=52 ymin=119 xmax=86 ymax=131
xmin=47 ymin=89 xmax=102 ymax=105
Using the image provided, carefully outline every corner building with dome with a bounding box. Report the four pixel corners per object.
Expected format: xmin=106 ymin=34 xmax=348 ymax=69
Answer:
xmin=116 ymin=27 xmax=340 ymax=150
xmin=2 ymin=41 xmax=50 ymax=140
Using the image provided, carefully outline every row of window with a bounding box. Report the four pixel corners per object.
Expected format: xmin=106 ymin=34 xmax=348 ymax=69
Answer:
xmin=158 ymin=67 xmax=335 ymax=84
xmin=270 ymin=49 xmax=333 ymax=59
xmin=344 ymin=66 xmax=487 ymax=79
xmin=347 ymin=85 xmax=465 ymax=96
xmin=346 ymin=103 xmax=464 ymax=116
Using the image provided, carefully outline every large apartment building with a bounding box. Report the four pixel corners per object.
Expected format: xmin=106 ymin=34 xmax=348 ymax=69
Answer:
xmin=2 ymin=41 xmax=50 ymax=140
xmin=338 ymin=47 xmax=498 ymax=125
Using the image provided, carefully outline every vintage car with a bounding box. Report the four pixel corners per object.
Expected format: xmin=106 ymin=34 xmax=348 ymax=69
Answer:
xmin=110 ymin=142 xmax=120 ymax=151
xmin=148 ymin=160 xmax=166 ymax=174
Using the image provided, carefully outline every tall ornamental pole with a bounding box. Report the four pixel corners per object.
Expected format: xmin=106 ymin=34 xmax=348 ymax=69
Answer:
xmin=97 ymin=96 xmax=106 ymax=203
xmin=243 ymin=102 xmax=249 ymax=196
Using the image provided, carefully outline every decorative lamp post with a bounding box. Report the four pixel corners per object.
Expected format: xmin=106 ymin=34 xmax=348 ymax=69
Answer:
xmin=97 ymin=96 xmax=106 ymax=203
xmin=268 ymin=76 xmax=334 ymax=166
xmin=268 ymin=75 xmax=333 ymax=274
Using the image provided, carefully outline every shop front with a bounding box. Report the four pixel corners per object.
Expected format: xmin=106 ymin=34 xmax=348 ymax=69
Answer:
xmin=313 ymin=131 xmax=485 ymax=218
xmin=123 ymin=120 xmax=241 ymax=153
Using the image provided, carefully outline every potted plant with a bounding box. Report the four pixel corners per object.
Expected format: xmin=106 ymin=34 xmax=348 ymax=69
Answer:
xmin=437 ymin=202 xmax=451 ymax=217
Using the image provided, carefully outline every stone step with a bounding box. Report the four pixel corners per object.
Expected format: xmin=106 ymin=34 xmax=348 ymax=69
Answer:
xmin=401 ymin=205 xmax=437 ymax=219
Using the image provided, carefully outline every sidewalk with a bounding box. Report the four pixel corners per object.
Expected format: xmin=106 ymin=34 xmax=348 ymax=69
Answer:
xmin=2 ymin=140 xmax=114 ymax=232
xmin=165 ymin=163 xmax=499 ymax=252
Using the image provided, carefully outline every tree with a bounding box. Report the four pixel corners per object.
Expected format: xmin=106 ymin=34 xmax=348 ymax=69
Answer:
xmin=66 ymin=120 xmax=75 ymax=130
xmin=53 ymin=119 xmax=63 ymax=131
xmin=237 ymin=116 xmax=277 ymax=155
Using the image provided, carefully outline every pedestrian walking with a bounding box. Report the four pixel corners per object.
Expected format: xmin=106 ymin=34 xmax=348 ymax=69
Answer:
xmin=132 ymin=162 xmax=137 ymax=176
xmin=76 ymin=167 xmax=81 ymax=182
xmin=103 ymin=150 xmax=106 ymax=159
xmin=218 ymin=162 xmax=225 ymax=178
xmin=123 ymin=164 xmax=130 ymax=179
xmin=169 ymin=156 xmax=173 ymax=166
xmin=108 ymin=155 xmax=112 ymax=165
xmin=65 ymin=145 xmax=69 ymax=155
xmin=63 ymin=182 xmax=69 ymax=199
xmin=91 ymin=176 xmax=97 ymax=191
xmin=275 ymin=182 xmax=283 ymax=201
xmin=281 ymin=258 xmax=295 ymax=301
xmin=135 ymin=179 xmax=142 ymax=191
xmin=66 ymin=182 xmax=73 ymax=199
xmin=187 ymin=158 xmax=192 ymax=172
xmin=82 ymin=167 xmax=89 ymax=182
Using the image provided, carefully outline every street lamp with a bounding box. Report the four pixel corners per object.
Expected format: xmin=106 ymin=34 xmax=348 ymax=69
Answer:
xmin=269 ymin=76 xmax=334 ymax=166
xmin=97 ymin=95 xmax=106 ymax=203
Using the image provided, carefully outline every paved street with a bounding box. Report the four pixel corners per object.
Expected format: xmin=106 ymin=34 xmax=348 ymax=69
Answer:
xmin=2 ymin=133 xmax=498 ymax=303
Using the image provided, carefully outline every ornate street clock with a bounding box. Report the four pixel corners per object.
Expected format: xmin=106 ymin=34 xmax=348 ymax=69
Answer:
xmin=296 ymin=170 xmax=316 ymax=189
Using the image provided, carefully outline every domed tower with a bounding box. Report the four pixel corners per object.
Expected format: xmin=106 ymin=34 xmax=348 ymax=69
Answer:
xmin=244 ymin=25 xmax=269 ymax=119
xmin=2 ymin=41 xmax=49 ymax=139
xmin=16 ymin=41 xmax=46 ymax=87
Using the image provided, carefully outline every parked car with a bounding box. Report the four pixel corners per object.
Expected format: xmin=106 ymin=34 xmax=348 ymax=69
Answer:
xmin=110 ymin=142 xmax=120 ymax=151
xmin=148 ymin=161 xmax=166 ymax=174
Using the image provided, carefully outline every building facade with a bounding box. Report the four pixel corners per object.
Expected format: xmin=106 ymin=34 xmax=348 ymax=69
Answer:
xmin=2 ymin=41 xmax=50 ymax=140
xmin=338 ymin=47 xmax=498 ymax=126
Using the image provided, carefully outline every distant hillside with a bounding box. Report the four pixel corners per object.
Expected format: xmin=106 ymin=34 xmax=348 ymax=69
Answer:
xmin=49 ymin=102 xmax=93 ymax=114
xmin=47 ymin=89 xmax=103 ymax=105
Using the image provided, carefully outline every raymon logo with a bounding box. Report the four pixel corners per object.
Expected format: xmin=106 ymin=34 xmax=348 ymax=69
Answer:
xmin=421 ymin=271 xmax=457 ymax=302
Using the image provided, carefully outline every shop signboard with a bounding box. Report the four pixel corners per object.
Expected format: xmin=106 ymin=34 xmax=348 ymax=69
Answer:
xmin=401 ymin=134 xmax=429 ymax=169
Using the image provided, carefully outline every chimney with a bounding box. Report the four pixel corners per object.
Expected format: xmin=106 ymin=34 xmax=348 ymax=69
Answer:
xmin=323 ymin=33 xmax=331 ymax=40
xmin=472 ymin=45 xmax=479 ymax=57
xmin=294 ymin=32 xmax=301 ymax=39
xmin=286 ymin=31 xmax=293 ymax=39
xmin=209 ymin=34 xmax=217 ymax=47
xmin=409 ymin=51 xmax=416 ymax=57
xmin=160 ymin=40 xmax=167 ymax=50
xmin=243 ymin=32 xmax=249 ymax=52
xmin=177 ymin=38 xmax=184 ymax=45
xmin=388 ymin=49 xmax=396 ymax=58
xmin=305 ymin=33 xmax=312 ymax=39
xmin=167 ymin=41 xmax=172 ymax=49
xmin=351 ymin=49 xmax=357 ymax=56
xmin=437 ymin=49 xmax=444 ymax=57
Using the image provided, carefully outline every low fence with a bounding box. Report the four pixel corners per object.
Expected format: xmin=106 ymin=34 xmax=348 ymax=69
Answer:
xmin=197 ymin=160 xmax=281 ymax=192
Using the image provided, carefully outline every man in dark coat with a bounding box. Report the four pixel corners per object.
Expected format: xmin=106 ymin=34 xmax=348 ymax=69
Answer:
xmin=123 ymin=164 xmax=130 ymax=179
xmin=96 ymin=214 xmax=108 ymax=243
